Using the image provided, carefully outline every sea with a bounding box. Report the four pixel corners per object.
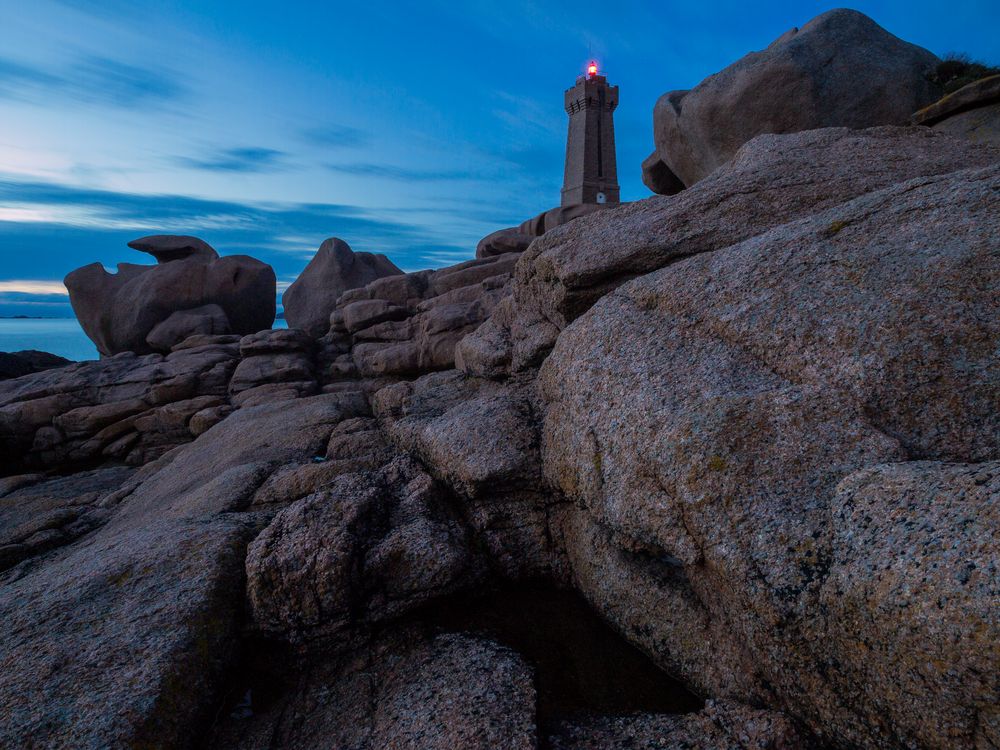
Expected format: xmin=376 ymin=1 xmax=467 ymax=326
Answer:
xmin=0 ymin=318 xmax=289 ymax=362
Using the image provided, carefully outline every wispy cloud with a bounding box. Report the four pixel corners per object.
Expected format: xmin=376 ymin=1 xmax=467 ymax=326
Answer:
xmin=0 ymin=280 xmax=69 ymax=295
xmin=325 ymin=163 xmax=483 ymax=182
xmin=174 ymin=147 xmax=288 ymax=173
xmin=301 ymin=124 xmax=370 ymax=149
xmin=0 ymin=54 xmax=184 ymax=108
xmin=0 ymin=175 xmax=479 ymax=295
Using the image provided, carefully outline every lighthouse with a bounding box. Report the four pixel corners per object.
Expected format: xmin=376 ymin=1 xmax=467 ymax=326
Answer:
xmin=561 ymin=61 xmax=620 ymax=206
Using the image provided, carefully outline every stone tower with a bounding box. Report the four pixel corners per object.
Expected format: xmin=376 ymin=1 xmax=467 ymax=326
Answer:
xmin=561 ymin=61 xmax=620 ymax=206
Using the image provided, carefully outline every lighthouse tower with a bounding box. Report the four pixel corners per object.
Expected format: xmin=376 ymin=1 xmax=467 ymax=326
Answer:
xmin=561 ymin=61 xmax=620 ymax=206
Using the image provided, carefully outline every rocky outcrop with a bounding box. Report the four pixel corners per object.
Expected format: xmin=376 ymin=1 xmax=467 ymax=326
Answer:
xmin=540 ymin=162 xmax=999 ymax=747
xmin=0 ymin=466 xmax=133 ymax=571
xmin=0 ymin=349 xmax=71 ymax=380
xmin=0 ymin=391 xmax=367 ymax=749
xmin=0 ymin=328 xmax=354 ymax=475
xmin=229 ymin=328 xmax=319 ymax=407
xmin=642 ymin=9 xmax=942 ymax=192
xmin=65 ymin=235 xmax=276 ymax=356
xmin=0 ymin=336 xmax=240 ymax=473
xmin=372 ymin=371 xmax=561 ymax=579
xmin=460 ymin=127 xmax=1000 ymax=378
xmin=0 ymin=339 xmax=236 ymax=473
xmin=3 ymin=115 xmax=1000 ymax=750
xmin=913 ymin=73 xmax=1000 ymax=146
xmin=282 ymin=237 xmax=402 ymax=337
xmin=325 ymin=252 xmax=519 ymax=383
xmin=476 ymin=203 xmax=610 ymax=259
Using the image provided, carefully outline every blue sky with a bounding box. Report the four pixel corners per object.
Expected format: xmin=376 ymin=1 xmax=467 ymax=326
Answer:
xmin=0 ymin=0 xmax=997 ymax=317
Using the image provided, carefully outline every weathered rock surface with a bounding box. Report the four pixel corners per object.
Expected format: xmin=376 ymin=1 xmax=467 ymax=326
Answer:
xmin=282 ymin=237 xmax=402 ymax=337
xmin=0 ymin=390 xmax=371 ymax=749
xmin=372 ymin=371 xmax=562 ymax=579
xmin=643 ymin=9 xmax=942 ymax=191
xmin=247 ymin=455 xmax=477 ymax=643
xmin=820 ymin=461 xmax=1000 ymax=748
xmin=0 ymin=349 xmax=72 ymax=380
xmin=65 ymin=235 xmax=276 ymax=356
xmin=209 ymin=631 xmax=537 ymax=750
xmin=460 ymin=127 xmax=1000 ymax=377
xmin=0 ymin=515 xmax=252 ymax=750
xmin=0 ymin=466 xmax=132 ymax=571
xmin=145 ymin=303 xmax=231 ymax=351
xmin=0 ymin=328 xmax=353 ymax=475
xmin=547 ymin=700 xmax=805 ymax=749
xmin=475 ymin=227 xmax=534 ymax=258
xmin=326 ymin=252 xmax=518 ymax=382
xmin=540 ymin=163 xmax=1000 ymax=747
xmin=127 ymin=234 xmax=219 ymax=263
xmin=0 ymin=337 xmax=241 ymax=473
xmin=640 ymin=150 xmax=685 ymax=196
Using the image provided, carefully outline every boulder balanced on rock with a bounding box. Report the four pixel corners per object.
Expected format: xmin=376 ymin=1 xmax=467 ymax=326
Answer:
xmin=282 ymin=237 xmax=402 ymax=337
xmin=642 ymin=8 xmax=944 ymax=193
xmin=65 ymin=234 xmax=276 ymax=357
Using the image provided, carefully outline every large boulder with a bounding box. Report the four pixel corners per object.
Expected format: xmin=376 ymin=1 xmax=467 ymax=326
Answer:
xmin=282 ymin=237 xmax=402 ymax=337
xmin=540 ymin=163 xmax=1000 ymax=747
xmin=913 ymin=73 xmax=1000 ymax=146
xmin=65 ymin=235 xmax=276 ymax=356
xmin=643 ymin=9 xmax=942 ymax=192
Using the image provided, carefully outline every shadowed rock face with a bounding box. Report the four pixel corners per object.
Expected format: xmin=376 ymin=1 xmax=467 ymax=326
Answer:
xmin=65 ymin=235 xmax=276 ymax=356
xmin=0 ymin=350 xmax=71 ymax=380
xmin=282 ymin=237 xmax=402 ymax=337
xmin=642 ymin=9 xmax=943 ymax=192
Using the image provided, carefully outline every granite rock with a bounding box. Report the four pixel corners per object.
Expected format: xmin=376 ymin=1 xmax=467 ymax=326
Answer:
xmin=540 ymin=163 xmax=1000 ymax=747
xmin=282 ymin=238 xmax=402 ymax=337
xmin=65 ymin=236 xmax=275 ymax=355
xmin=644 ymin=9 xmax=942 ymax=190
xmin=208 ymin=631 xmax=537 ymax=750
xmin=246 ymin=454 xmax=478 ymax=642
xmin=459 ymin=127 xmax=1000 ymax=377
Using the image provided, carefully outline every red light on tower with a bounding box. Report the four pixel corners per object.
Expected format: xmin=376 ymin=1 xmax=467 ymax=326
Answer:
xmin=587 ymin=61 xmax=598 ymax=77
